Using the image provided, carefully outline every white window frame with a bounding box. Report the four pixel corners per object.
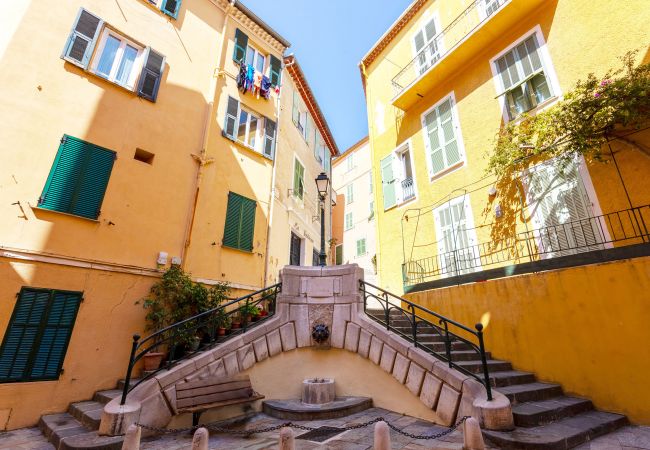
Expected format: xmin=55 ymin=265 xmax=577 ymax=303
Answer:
xmin=236 ymin=105 xmax=263 ymax=151
xmin=432 ymin=195 xmax=481 ymax=277
xmin=420 ymin=92 xmax=467 ymax=181
xmin=411 ymin=12 xmax=444 ymax=76
xmin=346 ymin=153 xmax=354 ymax=172
xmin=392 ymin=140 xmax=418 ymax=206
xmin=490 ymin=25 xmax=562 ymax=123
xmin=345 ymin=211 xmax=353 ymax=230
xmin=245 ymin=43 xmax=266 ymax=74
xmin=90 ymin=28 xmax=144 ymax=91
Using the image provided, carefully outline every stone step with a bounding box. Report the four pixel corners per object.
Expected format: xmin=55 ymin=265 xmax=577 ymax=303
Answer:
xmin=490 ymin=370 xmax=537 ymax=387
xmin=454 ymin=359 xmax=512 ymax=374
xmin=497 ymin=382 xmax=564 ymax=404
xmin=93 ymin=389 xmax=122 ymax=405
xmin=68 ymin=401 xmax=104 ymax=430
xmin=116 ymin=378 xmax=140 ymax=391
xmin=447 ymin=350 xmax=491 ymax=362
xmin=483 ymin=410 xmax=628 ymax=450
xmin=39 ymin=413 xmax=123 ymax=450
xmin=424 ymin=341 xmax=473 ymax=352
xmin=513 ymin=396 xmax=594 ymax=427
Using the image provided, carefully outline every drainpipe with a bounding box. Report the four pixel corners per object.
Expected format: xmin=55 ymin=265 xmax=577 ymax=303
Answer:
xmin=181 ymin=1 xmax=235 ymax=270
xmin=263 ymin=59 xmax=289 ymax=285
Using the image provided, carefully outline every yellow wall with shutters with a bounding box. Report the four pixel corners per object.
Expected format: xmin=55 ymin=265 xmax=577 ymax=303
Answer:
xmin=0 ymin=0 xmax=289 ymax=429
xmin=362 ymin=0 xmax=650 ymax=295
xmin=404 ymin=255 xmax=650 ymax=425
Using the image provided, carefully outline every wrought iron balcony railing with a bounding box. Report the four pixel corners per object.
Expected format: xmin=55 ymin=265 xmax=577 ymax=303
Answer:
xmin=392 ymin=0 xmax=508 ymax=96
xmin=402 ymin=177 xmax=415 ymax=201
xmin=402 ymin=205 xmax=650 ymax=286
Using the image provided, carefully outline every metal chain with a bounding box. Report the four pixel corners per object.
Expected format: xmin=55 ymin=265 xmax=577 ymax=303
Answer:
xmin=135 ymin=415 xmax=469 ymax=440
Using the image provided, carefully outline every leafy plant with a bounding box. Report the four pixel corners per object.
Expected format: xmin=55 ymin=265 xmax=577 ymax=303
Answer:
xmin=487 ymin=51 xmax=650 ymax=178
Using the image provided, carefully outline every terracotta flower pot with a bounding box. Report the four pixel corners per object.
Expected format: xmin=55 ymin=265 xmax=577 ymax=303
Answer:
xmin=217 ymin=327 xmax=226 ymax=336
xmin=143 ymin=352 xmax=165 ymax=371
xmin=231 ymin=321 xmax=241 ymax=329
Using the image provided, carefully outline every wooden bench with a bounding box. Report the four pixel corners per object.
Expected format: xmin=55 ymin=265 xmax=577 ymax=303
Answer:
xmin=175 ymin=374 xmax=264 ymax=426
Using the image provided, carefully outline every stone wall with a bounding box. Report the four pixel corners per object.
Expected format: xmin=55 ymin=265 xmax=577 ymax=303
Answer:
xmin=100 ymin=264 xmax=512 ymax=435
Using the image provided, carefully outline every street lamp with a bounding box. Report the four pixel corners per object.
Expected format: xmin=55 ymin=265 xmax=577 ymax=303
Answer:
xmin=315 ymin=172 xmax=329 ymax=266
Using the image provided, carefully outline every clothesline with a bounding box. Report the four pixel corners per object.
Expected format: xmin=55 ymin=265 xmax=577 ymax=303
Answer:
xmin=236 ymin=60 xmax=277 ymax=100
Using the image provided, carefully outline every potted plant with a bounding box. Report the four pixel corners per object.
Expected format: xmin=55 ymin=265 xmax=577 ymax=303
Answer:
xmin=217 ymin=314 xmax=231 ymax=336
xmin=231 ymin=312 xmax=242 ymax=330
xmin=239 ymin=303 xmax=259 ymax=324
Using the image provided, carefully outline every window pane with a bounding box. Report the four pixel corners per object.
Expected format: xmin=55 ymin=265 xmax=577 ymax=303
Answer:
xmin=524 ymin=36 xmax=543 ymax=72
xmin=256 ymin=54 xmax=265 ymax=73
xmin=115 ymin=44 xmax=138 ymax=86
xmin=245 ymin=47 xmax=255 ymax=66
xmin=507 ymin=85 xmax=530 ymax=118
xmin=516 ymin=42 xmax=534 ymax=77
xmin=530 ymin=73 xmax=552 ymax=104
xmin=237 ymin=110 xmax=248 ymax=142
xmin=248 ymin=115 xmax=258 ymax=147
xmin=96 ymin=35 xmax=120 ymax=77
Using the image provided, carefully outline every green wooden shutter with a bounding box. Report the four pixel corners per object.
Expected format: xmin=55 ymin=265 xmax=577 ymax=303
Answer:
xmin=61 ymin=8 xmax=103 ymax=69
xmin=161 ymin=0 xmax=181 ymax=19
xmin=138 ymin=48 xmax=165 ymax=102
xmin=293 ymin=160 xmax=304 ymax=199
xmin=223 ymin=97 xmax=239 ymax=139
xmin=223 ymin=192 xmax=256 ymax=251
xmin=233 ymin=29 xmax=248 ymax=63
xmin=0 ymin=288 xmax=81 ymax=382
xmin=335 ymin=245 xmax=343 ymax=265
xmin=438 ymin=99 xmax=461 ymax=167
xmin=39 ymin=135 xmax=115 ymax=220
xmin=381 ymin=154 xmax=396 ymax=209
xmin=292 ymin=90 xmax=300 ymax=125
xmin=270 ymin=55 xmax=282 ymax=87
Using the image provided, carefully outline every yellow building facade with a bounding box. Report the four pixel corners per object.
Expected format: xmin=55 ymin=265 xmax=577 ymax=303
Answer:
xmin=361 ymin=0 xmax=650 ymax=294
xmin=0 ymin=0 xmax=308 ymax=430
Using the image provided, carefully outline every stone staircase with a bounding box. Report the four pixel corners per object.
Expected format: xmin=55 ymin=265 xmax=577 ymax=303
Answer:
xmin=367 ymin=309 xmax=627 ymax=450
xmin=38 ymin=381 xmax=133 ymax=450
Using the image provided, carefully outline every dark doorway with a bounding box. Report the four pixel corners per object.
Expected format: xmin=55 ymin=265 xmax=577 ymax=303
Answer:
xmin=290 ymin=232 xmax=302 ymax=266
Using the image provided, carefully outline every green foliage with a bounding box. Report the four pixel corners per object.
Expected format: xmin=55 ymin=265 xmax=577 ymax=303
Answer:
xmin=487 ymin=52 xmax=650 ymax=177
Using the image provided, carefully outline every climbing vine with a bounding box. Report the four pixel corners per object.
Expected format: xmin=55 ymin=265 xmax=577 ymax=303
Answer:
xmin=486 ymin=51 xmax=650 ymax=177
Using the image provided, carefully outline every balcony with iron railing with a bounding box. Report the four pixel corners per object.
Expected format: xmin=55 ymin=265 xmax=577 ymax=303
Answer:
xmin=402 ymin=205 xmax=650 ymax=288
xmin=391 ymin=0 xmax=546 ymax=110
xmin=401 ymin=177 xmax=415 ymax=202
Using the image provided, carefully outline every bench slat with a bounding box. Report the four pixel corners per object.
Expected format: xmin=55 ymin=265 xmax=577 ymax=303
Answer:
xmin=177 ymin=375 xmax=250 ymax=391
xmin=176 ymin=387 xmax=254 ymax=409
xmin=177 ymin=394 xmax=264 ymax=414
xmin=176 ymin=380 xmax=251 ymax=400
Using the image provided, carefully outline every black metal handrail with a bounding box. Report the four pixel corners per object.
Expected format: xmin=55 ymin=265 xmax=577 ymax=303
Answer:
xmin=403 ymin=205 xmax=650 ymax=286
xmin=360 ymin=280 xmax=492 ymax=400
xmin=120 ymin=283 xmax=281 ymax=405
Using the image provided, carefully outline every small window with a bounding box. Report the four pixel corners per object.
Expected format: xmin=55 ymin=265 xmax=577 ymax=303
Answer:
xmin=346 ymin=184 xmax=354 ymax=204
xmin=92 ymin=29 xmax=144 ymax=90
xmin=413 ymin=17 xmax=441 ymax=75
xmin=38 ymin=135 xmax=115 ymax=220
xmin=422 ymin=96 xmax=464 ymax=178
xmin=293 ymin=158 xmax=305 ymax=200
xmin=346 ymin=153 xmax=354 ymax=172
xmin=345 ymin=212 xmax=353 ymax=230
xmin=245 ymin=44 xmax=266 ymax=73
xmin=335 ymin=244 xmax=343 ymax=265
xmin=356 ymin=238 xmax=367 ymax=257
xmin=494 ymin=34 xmax=554 ymax=120
xmin=222 ymin=96 xmax=275 ymax=159
xmin=0 ymin=288 xmax=82 ymax=382
xmin=369 ymin=201 xmax=375 ymax=220
xmin=312 ymin=249 xmax=320 ymax=266
xmin=134 ymin=148 xmax=154 ymax=164
xmin=223 ymin=192 xmax=256 ymax=252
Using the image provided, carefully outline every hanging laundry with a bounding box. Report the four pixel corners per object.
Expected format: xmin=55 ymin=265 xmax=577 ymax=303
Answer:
xmin=253 ymin=71 xmax=263 ymax=98
xmin=260 ymin=75 xmax=272 ymax=99
xmin=237 ymin=61 xmax=247 ymax=92
xmin=244 ymin=64 xmax=255 ymax=92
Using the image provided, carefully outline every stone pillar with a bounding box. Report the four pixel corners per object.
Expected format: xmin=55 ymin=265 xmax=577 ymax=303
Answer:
xmin=463 ymin=417 xmax=485 ymax=450
xmin=191 ymin=427 xmax=209 ymax=450
xmin=121 ymin=424 xmax=141 ymax=450
xmin=279 ymin=427 xmax=295 ymax=450
xmin=373 ymin=421 xmax=391 ymax=450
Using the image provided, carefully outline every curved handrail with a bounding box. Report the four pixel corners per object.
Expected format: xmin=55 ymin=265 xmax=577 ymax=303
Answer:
xmin=360 ymin=280 xmax=492 ymax=400
xmin=120 ymin=283 xmax=281 ymax=405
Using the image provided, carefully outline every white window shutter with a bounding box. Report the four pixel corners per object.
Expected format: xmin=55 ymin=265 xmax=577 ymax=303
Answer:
xmin=62 ymin=8 xmax=103 ymax=69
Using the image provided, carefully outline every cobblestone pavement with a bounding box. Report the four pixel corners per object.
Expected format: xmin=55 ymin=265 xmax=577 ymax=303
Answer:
xmin=137 ymin=408 xmax=491 ymax=450
xmin=2 ymin=411 xmax=650 ymax=449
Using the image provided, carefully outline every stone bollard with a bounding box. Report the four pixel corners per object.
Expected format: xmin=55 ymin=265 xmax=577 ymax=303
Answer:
xmin=121 ymin=424 xmax=141 ymax=450
xmin=373 ymin=421 xmax=391 ymax=450
xmin=463 ymin=417 xmax=485 ymax=450
xmin=192 ymin=427 xmax=209 ymax=450
xmin=279 ymin=427 xmax=295 ymax=450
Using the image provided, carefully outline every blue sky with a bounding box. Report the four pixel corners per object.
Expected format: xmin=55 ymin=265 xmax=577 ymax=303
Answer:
xmin=241 ymin=0 xmax=412 ymax=153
